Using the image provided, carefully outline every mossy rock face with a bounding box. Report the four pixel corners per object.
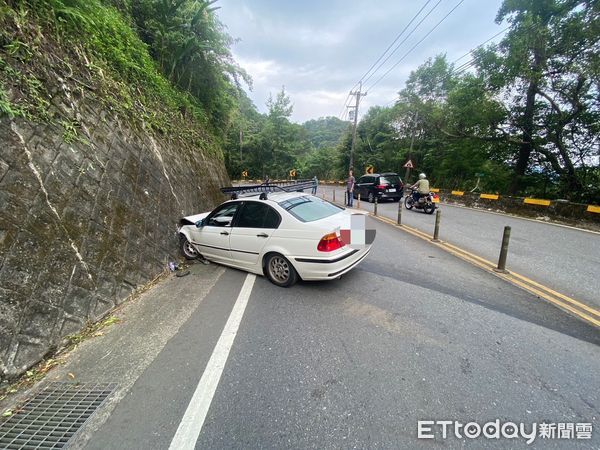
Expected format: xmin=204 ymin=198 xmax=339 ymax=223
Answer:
xmin=0 ymin=6 xmax=231 ymax=379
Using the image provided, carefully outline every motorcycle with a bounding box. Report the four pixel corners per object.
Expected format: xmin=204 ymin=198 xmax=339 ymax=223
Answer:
xmin=404 ymin=188 xmax=437 ymax=214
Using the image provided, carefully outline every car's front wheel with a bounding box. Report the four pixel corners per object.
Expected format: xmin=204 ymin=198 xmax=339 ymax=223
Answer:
xmin=180 ymin=235 xmax=199 ymax=260
xmin=265 ymin=253 xmax=298 ymax=287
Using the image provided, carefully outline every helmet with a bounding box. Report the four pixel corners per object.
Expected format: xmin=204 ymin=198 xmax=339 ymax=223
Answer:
xmin=419 ymin=173 xmax=426 ymax=179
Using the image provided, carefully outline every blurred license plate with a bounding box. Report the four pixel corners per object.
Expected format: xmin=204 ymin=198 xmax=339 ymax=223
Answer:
xmin=388 ymin=188 xmax=396 ymax=192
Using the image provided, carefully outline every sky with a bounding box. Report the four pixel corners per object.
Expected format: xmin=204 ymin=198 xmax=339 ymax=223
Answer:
xmin=216 ymin=0 xmax=507 ymax=124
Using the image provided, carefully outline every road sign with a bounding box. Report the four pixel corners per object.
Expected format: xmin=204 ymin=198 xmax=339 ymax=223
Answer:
xmin=403 ymin=160 xmax=414 ymax=169
xmin=365 ymin=165 xmax=374 ymax=174
xmin=289 ymin=169 xmax=296 ymax=177
xmin=242 ymin=170 xmax=248 ymax=177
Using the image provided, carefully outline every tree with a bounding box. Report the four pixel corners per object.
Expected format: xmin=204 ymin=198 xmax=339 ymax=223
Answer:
xmin=123 ymin=0 xmax=250 ymax=131
xmin=476 ymin=0 xmax=600 ymax=199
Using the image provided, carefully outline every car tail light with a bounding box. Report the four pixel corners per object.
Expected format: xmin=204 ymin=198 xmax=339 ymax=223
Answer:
xmin=317 ymin=232 xmax=345 ymax=252
xmin=376 ymin=184 xmax=388 ymax=190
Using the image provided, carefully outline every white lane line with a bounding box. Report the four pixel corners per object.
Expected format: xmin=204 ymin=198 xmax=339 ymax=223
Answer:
xmin=169 ymin=273 xmax=256 ymax=450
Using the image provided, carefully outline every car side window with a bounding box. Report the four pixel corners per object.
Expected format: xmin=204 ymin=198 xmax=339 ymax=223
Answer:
xmin=358 ymin=176 xmax=366 ymax=184
xmin=236 ymin=202 xmax=281 ymax=229
xmin=206 ymin=203 xmax=239 ymax=227
xmin=263 ymin=206 xmax=281 ymax=228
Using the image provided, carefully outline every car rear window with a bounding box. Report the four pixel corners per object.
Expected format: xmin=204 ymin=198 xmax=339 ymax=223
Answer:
xmin=380 ymin=175 xmax=401 ymax=185
xmin=278 ymin=196 xmax=343 ymax=222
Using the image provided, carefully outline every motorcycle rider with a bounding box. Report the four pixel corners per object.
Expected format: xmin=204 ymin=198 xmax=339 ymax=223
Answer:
xmin=410 ymin=173 xmax=430 ymax=203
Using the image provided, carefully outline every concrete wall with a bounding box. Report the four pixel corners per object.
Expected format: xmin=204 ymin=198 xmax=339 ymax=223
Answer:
xmin=0 ymin=94 xmax=228 ymax=378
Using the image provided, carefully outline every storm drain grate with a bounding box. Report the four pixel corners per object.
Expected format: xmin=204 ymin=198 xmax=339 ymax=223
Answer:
xmin=0 ymin=382 xmax=116 ymax=449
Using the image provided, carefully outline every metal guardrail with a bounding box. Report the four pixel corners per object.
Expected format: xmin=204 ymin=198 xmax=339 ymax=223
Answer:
xmin=222 ymin=179 xmax=316 ymax=199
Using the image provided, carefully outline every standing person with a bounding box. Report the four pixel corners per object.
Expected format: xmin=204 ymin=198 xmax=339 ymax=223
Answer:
xmin=346 ymin=169 xmax=355 ymax=207
xmin=312 ymin=175 xmax=318 ymax=195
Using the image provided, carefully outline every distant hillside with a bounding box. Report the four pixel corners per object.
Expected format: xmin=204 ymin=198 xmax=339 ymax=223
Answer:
xmin=302 ymin=116 xmax=349 ymax=150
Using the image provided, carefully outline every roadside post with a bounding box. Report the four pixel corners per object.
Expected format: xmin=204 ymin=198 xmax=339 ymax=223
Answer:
xmin=374 ymin=196 xmax=378 ymax=216
xmin=432 ymin=210 xmax=441 ymax=242
xmin=333 ymin=190 xmax=335 ymax=202
xmin=357 ymin=193 xmax=361 ymax=209
xmin=495 ymin=226 xmax=511 ymax=273
xmin=344 ymin=191 xmax=347 ymax=206
xmin=397 ymin=198 xmax=402 ymax=225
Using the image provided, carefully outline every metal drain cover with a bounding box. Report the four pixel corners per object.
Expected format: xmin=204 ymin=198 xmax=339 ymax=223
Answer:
xmin=0 ymin=382 xmax=116 ymax=449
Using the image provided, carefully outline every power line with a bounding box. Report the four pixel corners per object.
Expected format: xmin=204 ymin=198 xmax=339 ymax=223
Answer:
xmin=359 ymin=0 xmax=438 ymax=87
xmin=338 ymin=0 xmax=437 ymax=120
xmin=454 ymin=58 xmax=476 ymax=72
xmin=338 ymin=92 xmax=353 ymax=119
xmin=451 ymin=26 xmax=509 ymax=64
xmin=361 ymin=0 xmax=442 ymax=87
xmin=366 ymin=0 xmax=466 ymax=93
xmin=348 ymin=82 xmax=366 ymax=169
xmin=383 ymin=26 xmax=510 ymax=106
xmin=451 ymin=26 xmax=510 ymax=75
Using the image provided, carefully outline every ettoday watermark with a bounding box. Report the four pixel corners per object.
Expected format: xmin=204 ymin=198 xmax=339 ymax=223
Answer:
xmin=417 ymin=420 xmax=593 ymax=444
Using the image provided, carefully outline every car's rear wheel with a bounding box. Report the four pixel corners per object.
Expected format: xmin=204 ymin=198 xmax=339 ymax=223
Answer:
xmin=265 ymin=253 xmax=298 ymax=287
xmin=180 ymin=235 xmax=199 ymax=260
xmin=368 ymin=192 xmax=375 ymax=203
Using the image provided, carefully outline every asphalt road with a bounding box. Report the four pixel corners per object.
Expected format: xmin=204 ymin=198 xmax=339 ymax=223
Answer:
xmin=63 ymin=218 xmax=600 ymax=449
xmin=318 ymin=185 xmax=600 ymax=310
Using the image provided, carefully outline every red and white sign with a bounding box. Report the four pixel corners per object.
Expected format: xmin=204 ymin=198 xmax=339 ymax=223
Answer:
xmin=403 ymin=160 xmax=414 ymax=169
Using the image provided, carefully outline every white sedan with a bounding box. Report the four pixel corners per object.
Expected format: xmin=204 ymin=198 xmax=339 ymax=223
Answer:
xmin=177 ymin=191 xmax=373 ymax=287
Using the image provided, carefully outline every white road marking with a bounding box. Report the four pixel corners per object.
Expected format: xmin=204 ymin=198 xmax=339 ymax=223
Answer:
xmin=168 ymin=273 xmax=256 ymax=450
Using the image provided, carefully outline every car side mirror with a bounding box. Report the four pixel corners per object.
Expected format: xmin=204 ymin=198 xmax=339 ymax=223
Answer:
xmin=195 ymin=219 xmax=205 ymax=228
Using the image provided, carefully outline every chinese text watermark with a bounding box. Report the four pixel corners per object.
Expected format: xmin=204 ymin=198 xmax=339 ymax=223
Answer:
xmin=418 ymin=420 xmax=592 ymax=444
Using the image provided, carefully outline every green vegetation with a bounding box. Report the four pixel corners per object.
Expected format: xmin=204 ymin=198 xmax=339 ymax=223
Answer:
xmin=223 ymin=86 xmax=349 ymax=181
xmin=0 ymin=0 xmax=597 ymax=202
xmin=336 ymin=0 xmax=600 ymax=202
xmin=0 ymin=0 xmax=247 ymax=155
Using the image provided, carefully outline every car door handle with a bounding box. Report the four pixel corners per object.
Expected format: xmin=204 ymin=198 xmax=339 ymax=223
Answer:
xmin=256 ymin=232 xmax=269 ymax=238
xmin=220 ymin=231 xmax=229 ymax=235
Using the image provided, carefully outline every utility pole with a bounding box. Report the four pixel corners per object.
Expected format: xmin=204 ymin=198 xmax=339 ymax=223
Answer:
xmin=348 ymin=82 xmax=366 ymax=171
xmin=404 ymin=111 xmax=418 ymax=183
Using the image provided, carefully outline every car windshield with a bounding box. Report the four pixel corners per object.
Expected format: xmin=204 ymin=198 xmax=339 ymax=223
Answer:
xmin=278 ymin=196 xmax=343 ymax=222
xmin=380 ymin=175 xmax=401 ymax=185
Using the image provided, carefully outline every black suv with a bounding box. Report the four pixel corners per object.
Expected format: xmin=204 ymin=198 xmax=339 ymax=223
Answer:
xmin=353 ymin=172 xmax=404 ymax=203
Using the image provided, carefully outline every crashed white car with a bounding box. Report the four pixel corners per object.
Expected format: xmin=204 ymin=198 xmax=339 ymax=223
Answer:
xmin=177 ymin=190 xmax=373 ymax=287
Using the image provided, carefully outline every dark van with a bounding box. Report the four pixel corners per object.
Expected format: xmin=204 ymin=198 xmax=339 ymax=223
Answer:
xmin=353 ymin=173 xmax=404 ymax=203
